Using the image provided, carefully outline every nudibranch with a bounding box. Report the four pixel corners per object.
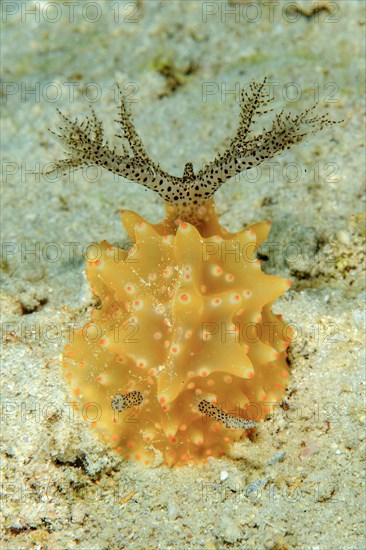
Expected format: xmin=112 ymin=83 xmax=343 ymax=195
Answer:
xmin=49 ymin=79 xmax=337 ymax=466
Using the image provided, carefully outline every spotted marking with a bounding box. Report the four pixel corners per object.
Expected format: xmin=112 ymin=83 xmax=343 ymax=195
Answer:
xmin=111 ymin=391 xmax=143 ymax=412
xmin=198 ymin=400 xmax=259 ymax=430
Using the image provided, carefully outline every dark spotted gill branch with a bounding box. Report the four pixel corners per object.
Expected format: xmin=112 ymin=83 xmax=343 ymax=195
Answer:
xmin=47 ymin=79 xmax=339 ymax=208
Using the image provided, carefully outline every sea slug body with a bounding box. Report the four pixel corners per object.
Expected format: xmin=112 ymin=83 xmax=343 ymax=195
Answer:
xmin=49 ymin=79 xmax=337 ymax=466
xmin=63 ymin=201 xmax=291 ymax=465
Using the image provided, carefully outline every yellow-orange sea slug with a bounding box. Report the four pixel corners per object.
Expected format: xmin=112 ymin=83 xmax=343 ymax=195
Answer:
xmin=48 ymin=79 xmax=338 ymax=466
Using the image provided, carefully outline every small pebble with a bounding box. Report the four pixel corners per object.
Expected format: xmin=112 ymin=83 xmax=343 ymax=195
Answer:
xmin=336 ymin=230 xmax=351 ymax=245
xmin=267 ymin=450 xmax=286 ymax=466
xmin=167 ymin=503 xmax=179 ymax=520
xmin=220 ymin=470 xmax=229 ymax=481
xmin=71 ymin=505 xmax=85 ymax=524
xmin=220 ymin=515 xmax=242 ymax=543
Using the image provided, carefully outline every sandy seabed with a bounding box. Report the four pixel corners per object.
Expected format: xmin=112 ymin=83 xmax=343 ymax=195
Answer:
xmin=1 ymin=1 xmax=365 ymax=548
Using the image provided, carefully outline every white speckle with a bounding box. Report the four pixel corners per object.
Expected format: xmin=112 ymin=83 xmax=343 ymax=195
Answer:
xmin=220 ymin=470 xmax=229 ymax=481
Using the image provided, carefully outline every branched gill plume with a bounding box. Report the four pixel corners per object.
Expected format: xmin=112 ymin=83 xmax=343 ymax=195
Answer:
xmin=46 ymin=78 xmax=339 ymax=224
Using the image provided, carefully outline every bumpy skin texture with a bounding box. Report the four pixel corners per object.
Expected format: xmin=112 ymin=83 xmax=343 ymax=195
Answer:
xmin=63 ymin=200 xmax=291 ymax=466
